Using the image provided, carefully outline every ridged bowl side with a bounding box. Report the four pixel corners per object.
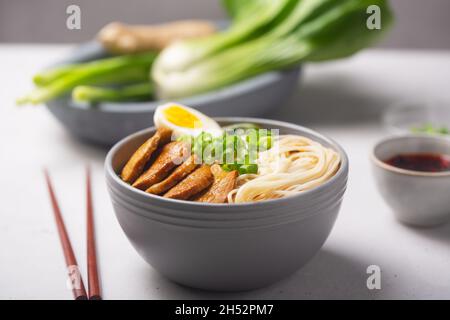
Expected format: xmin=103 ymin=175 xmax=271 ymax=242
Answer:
xmin=112 ymin=195 xmax=342 ymax=291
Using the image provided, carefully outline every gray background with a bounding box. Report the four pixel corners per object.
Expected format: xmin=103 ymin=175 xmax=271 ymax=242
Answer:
xmin=0 ymin=0 xmax=449 ymax=49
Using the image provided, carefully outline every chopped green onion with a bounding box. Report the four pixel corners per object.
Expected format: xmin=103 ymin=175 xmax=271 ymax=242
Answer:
xmin=177 ymin=128 xmax=274 ymax=174
xmin=238 ymin=164 xmax=258 ymax=174
xmin=222 ymin=163 xmax=239 ymax=172
xmin=259 ymin=135 xmax=273 ymax=151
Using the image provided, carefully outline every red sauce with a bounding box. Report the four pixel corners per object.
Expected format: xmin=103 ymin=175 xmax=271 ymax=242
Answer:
xmin=384 ymin=153 xmax=450 ymax=173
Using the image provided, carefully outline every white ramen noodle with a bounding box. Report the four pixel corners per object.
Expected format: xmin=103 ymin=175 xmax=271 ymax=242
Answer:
xmin=228 ymin=135 xmax=340 ymax=203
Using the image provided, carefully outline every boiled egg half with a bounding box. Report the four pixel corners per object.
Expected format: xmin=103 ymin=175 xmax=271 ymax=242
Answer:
xmin=154 ymin=103 xmax=222 ymax=137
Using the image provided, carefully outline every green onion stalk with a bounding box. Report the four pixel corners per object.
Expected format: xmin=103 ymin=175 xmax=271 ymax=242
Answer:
xmin=18 ymin=52 xmax=157 ymax=105
xmin=72 ymin=82 xmax=153 ymax=103
xmin=32 ymin=64 xmax=79 ymax=87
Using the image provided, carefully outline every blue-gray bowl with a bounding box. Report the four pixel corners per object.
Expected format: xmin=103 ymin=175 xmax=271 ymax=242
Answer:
xmin=105 ymin=118 xmax=348 ymax=291
xmin=46 ymin=41 xmax=301 ymax=146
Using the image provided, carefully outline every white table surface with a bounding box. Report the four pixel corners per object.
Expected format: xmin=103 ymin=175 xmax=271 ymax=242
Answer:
xmin=1 ymin=45 xmax=449 ymax=300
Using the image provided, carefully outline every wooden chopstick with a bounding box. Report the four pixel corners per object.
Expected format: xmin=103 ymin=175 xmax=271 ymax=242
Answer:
xmin=43 ymin=168 xmax=88 ymax=300
xmin=86 ymin=165 xmax=102 ymax=300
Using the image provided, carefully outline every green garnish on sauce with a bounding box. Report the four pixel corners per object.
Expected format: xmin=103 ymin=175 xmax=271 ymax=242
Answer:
xmin=411 ymin=123 xmax=449 ymax=135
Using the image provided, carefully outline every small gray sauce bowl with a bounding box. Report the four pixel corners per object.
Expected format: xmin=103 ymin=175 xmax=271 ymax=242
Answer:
xmin=372 ymin=134 xmax=450 ymax=227
xmin=105 ymin=118 xmax=349 ymax=291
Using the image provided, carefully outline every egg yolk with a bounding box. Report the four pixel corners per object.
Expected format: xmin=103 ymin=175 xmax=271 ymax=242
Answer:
xmin=163 ymin=105 xmax=202 ymax=128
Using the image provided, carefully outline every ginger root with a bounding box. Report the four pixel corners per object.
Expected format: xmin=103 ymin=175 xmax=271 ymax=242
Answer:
xmin=97 ymin=20 xmax=216 ymax=54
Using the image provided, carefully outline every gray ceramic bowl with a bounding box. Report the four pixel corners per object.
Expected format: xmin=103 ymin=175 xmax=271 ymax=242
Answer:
xmin=46 ymin=41 xmax=301 ymax=146
xmin=105 ymin=118 xmax=348 ymax=291
xmin=372 ymin=135 xmax=450 ymax=227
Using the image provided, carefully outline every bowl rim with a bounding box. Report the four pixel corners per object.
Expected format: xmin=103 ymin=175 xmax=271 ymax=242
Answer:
xmin=371 ymin=134 xmax=450 ymax=177
xmin=105 ymin=117 xmax=349 ymax=209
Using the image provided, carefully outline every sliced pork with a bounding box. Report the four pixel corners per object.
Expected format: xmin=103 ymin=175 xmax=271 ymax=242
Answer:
xmin=121 ymin=127 xmax=172 ymax=184
xmin=194 ymin=164 xmax=238 ymax=203
xmin=146 ymin=155 xmax=199 ymax=195
xmin=163 ymin=165 xmax=213 ymax=200
xmin=132 ymin=141 xmax=189 ymax=190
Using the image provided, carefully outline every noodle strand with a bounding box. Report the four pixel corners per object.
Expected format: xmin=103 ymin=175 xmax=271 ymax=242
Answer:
xmin=227 ymin=135 xmax=340 ymax=203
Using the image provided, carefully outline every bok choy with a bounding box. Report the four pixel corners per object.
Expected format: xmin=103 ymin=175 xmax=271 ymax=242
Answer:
xmin=153 ymin=0 xmax=393 ymax=98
